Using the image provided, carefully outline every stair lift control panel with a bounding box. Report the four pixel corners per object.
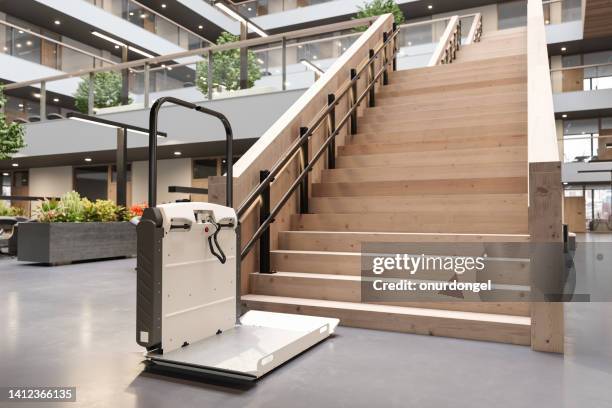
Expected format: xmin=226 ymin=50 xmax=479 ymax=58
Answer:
xmin=136 ymin=97 xmax=338 ymax=382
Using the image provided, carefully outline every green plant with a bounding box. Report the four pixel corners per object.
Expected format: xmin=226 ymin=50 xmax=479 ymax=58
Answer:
xmin=0 ymin=85 xmax=27 ymax=160
xmin=37 ymin=191 xmax=131 ymax=223
xmin=73 ymin=71 xmax=132 ymax=113
xmin=354 ymin=0 xmax=405 ymax=31
xmin=0 ymin=201 xmax=25 ymax=216
xmin=195 ymin=32 xmax=262 ymax=93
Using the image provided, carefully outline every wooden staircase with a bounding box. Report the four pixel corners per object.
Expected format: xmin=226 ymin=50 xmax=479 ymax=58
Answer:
xmin=243 ymin=28 xmax=533 ymax=346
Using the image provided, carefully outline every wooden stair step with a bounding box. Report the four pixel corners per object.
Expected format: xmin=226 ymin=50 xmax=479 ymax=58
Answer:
xmin=339 ymin=135 xmax=526 ymax=155
xmin=351 ymin=123 xmax=527 ymax=144
xmin=391 ymin=54 xmax=526 ymax=78
xmin=389 ymin=66 xmax=526 ymax=88
xmin=270 ymin=250 xmax=529 ymax=285
xmin=321 ymin=162 xmax=527 ymax=183
xmin=360 ymin=102 xmax=525 ymax=124
xmin=357 ymin=115 xmax=526 ymax=134
xmin=310 ymin=193 xmax=527 ymax=214
xmin=278 ymin=231 xmax=530 ymax=253
xmin=364 ymin=91 xmax=527 ymax=115
xmin=241 ymin=294 xmax=531 ymax=345
xmin=377 ymin=83 xmax=526 ymax=105
xmin=312 ymin=177 xmax=527 ymax=197
xmin=378 ymin=74 xmax=525 ymax=97
xmin=456 ymin=48 xmax=527 ymax=63
xmin=335 ymin=146 xmax=526 ymax=168
xmin=290 ymin=212 xmax=528 ymax=234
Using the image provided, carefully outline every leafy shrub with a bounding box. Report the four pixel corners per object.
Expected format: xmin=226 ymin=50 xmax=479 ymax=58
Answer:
xmin=0 ymin=85 xmax=27 ymax=160
xmin=73 ymin=72 xmax=133 ymax=113
xmin=195 ymin=32 xmax=262 ymax=93
xmin=36 ymin=191 xmax=132 ymax=223
xmin=0 ymin=201 xmax=25 ymax=216
xmin=354 ymin=0 xmax=405 ymax=31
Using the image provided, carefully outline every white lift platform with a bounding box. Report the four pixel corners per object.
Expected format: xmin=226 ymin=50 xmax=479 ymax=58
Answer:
xmin=136 ymin=203 xmax=338 ymax=382
xmin=137 ymin=98 xmax=338 ymax=381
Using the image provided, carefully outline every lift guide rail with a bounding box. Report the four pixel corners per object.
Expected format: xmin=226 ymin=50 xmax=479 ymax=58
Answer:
xmin=136 ymin=98 xmax=338 ymax=382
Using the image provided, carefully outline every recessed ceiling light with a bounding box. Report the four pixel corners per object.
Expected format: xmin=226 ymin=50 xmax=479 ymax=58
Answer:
xmin=562 ymin=114 xmax=567 ymax=118
xmin=561 ymin=47 xmax=567 ymax=52
xmin=2 ymin=46 xmax=7 ymax=51
xmin=248 ymin=7 xmax=252 ymax=11
xmin=26 ymin=40 xmax=32 ymax=46
xmin=173 ymin=151 xmax=182 ymax=156
xmin=114 ymin=44 xmax=120 ymax=49
xmin=84 ymin=157 xmax=92 ymax=162
xmin=545 ymin=19 xmax=550 ymax=24
xmin=129 ymin=11 xmax=134 ymax=16
xmin=33 ymin=93 xmax=41 ymax=98
xmin=161 ymin=3 xmax=167 ymax=8
xmin=140 ymin=13 xmax=147 ymax=18
xmin=53 ymin=98 xmax=59 ymax=102
xmin=54 ymin=20 xmax=61 ymax=25
xmin=16 ymin=43 xmax=22 ymax=48
xmin=11 ymin=163 xmax=19 ymax=167
xmin=18 ymin=103 xmax=24 ymax=108
xmin=312 ymin=55 xmax=318 ymax=59
xmin=428 ymin=4 xmax=433 ymax=9
xmin=167 ymin=66 xmax=172 ymax=70
xmin=2 ymin=173 xmax=9 ymax=176
xmin=198 ymin=25 xmax=203 ymax=29
xmin=18 ymin=30 xmax=23 ymax=34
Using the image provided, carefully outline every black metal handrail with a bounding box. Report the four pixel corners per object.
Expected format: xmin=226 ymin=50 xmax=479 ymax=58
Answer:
xmin=236 ymin=24 xmax=400 ymax=270
xmin=148 ymin=96 xmax=233 ymax=207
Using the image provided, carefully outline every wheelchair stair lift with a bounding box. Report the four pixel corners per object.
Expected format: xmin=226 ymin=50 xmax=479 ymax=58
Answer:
xmin=136 ymin=97 xmax=339 ymax=381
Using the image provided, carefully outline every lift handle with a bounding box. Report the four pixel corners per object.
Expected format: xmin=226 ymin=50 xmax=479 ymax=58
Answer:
xmin=148 ymin=97 xmax=233 ymax=208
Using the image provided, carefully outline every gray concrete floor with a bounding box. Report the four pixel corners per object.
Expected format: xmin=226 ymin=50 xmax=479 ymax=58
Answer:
xmin=1 ymin=235 xmax=612 ymax=408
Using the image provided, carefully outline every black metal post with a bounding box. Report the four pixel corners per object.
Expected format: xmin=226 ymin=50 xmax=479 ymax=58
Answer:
xmin=368 ymin=49 xmax=375 ymax=107
xmin=299 ymin=126 xmax=309 ymax=214
xmin=259 ymin=170 xmax=272 ymax=274
xmin=239 ymin=22 xmax=248 ymax=90
xmin=327 ymin=93 xmax=336 ymax=169
xmin=350 ymin=68 xmax=358 ymax=135
xmin=116 ymin=127 xmax=128 ymax=207
xmin=392 ymin=23 xmax=398 ymax=72
xmin=382 ymin=31 xmax=389 ymax=85
xmin=121 ymin=45 xmax=129 ymax=105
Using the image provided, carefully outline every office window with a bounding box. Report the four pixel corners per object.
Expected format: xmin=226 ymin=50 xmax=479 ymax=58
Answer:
xmin=74 ymin=166 xmax=108 ymax=201
xmin=193 ymin=159 xmax=218 ymax=179
xmin=498 ymin=1 xmax=527 ymax=30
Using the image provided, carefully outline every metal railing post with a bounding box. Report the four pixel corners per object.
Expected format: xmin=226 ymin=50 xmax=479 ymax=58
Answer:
xmin=299 ymin=127 xmax=309 ymax=214
xmin=327 ymin=93 xmax=336 ymax=169
xmin=281 ymin=37 xmax=287 ymax=91
xmin=368 ymin=49 xmax=375 ymax=107
xmin=392 ymin=23 xmax=398 ymax=71
xmin=143 ymin=62 xmax=150 ymax=109
xmin=207 ymin=49 xmax=213 ymax=100
xmin=382 ymin=31 xmax=389 ymax=85
xmin=88 ymin=72 xmax=94 ymax=115
xmin=350 ymin=68 xmax=358 ymax=135
xmin=259 ymin=169 xmax=272 ymax=274
xmin=39 ymin=81 xmax=46 ymax=121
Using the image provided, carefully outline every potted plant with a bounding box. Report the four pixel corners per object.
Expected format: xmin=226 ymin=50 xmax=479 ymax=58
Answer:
xmin=17 ymin=191 xmax=140 ymax=264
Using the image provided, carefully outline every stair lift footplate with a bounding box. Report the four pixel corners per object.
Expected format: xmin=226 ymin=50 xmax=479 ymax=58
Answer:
xmin=147 ymin=310 xmax=339 ymax=381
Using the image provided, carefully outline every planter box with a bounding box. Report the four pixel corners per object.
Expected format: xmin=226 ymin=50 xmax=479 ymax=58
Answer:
xmin=17 ymin=222 xmax=136 ymax=264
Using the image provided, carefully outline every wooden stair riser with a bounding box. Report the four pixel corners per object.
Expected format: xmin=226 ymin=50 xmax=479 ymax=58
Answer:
xmin=339 ymin=135 xmax=527 ymax=155
xmin=242 ymin=295 xmax=531 ymax=346
xmin=278 ymin=231 xmax=531 ymax=253
xmin=290 ymin=213 xmax=528 ymax=234
xmin=364 ymin=92 xmax=527 ymax=116
xmin=321 ymin=162 xmax=527 ymax=183
xmin=376 ymin=83 xmax=526 ymax=105
xmin=312 ymin=177 xmax=528 ymax=197
xmin=335 ymin=147 xmax=527 ymax=168
xmin=310 ymin=194 xmax=527 ymax=214
xmin=392 ymin=54 xmax=526 ymax=77
xmin=377 ymin=75 xmax=526 ymax=98
xmin=270 ymin=252 xmax=530 ymax=285
xmin=357 ymin=114 xmax=526 ymax=134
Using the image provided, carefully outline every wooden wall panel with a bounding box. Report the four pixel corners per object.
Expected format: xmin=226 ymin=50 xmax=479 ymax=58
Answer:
xmin=597 ymin=129 xmax=612 ymax=160
xmin=584 ymin=0 xmax=612 ymax=39
xmin=564 ymin=196 xmax=586 ymax=233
